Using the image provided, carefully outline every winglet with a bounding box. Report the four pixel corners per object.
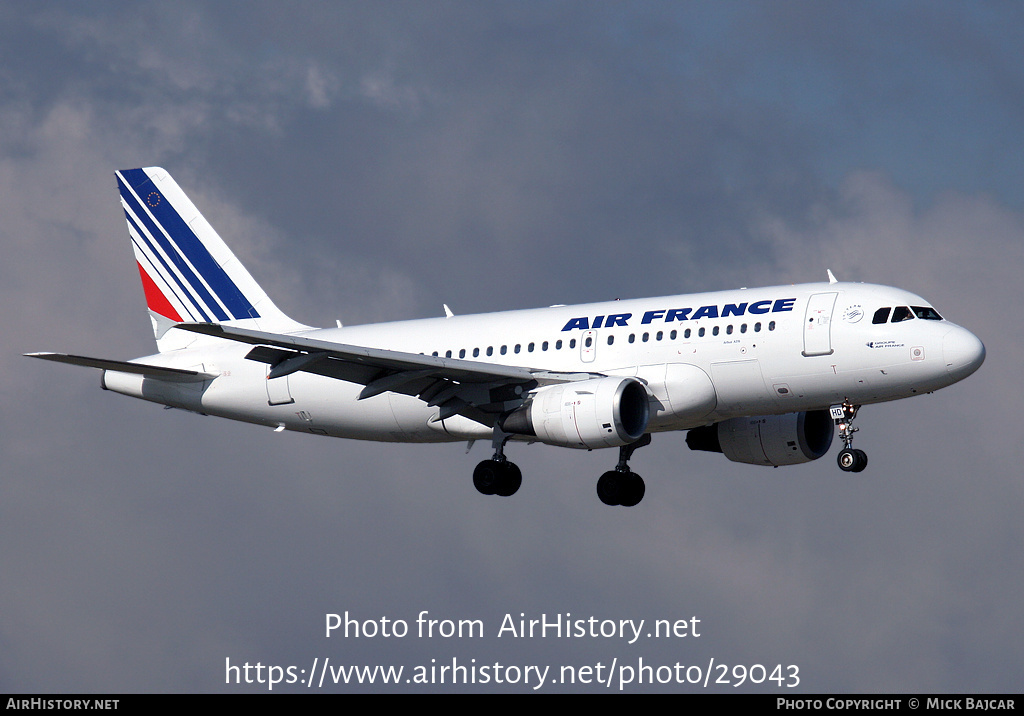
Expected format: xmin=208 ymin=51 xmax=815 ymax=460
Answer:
xmin=827 ymin=269 xmax=838 ymax=284
xmin=443 ymin=304 xmax=454 ymax=318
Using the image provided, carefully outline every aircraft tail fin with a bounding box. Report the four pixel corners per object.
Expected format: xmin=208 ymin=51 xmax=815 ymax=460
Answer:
xmin=115 ymin=167 xmax=307 ymax=352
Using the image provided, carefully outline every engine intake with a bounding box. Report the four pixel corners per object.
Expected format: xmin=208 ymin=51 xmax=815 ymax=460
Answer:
xmin=500 ymin=377 xmax=649 ymax=449
xmin=686 ymin=410 xmax=834 ymax=466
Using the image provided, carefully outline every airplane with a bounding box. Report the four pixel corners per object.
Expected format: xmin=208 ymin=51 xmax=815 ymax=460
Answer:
xmin=27 ymin=167 xmax=986 ymax=507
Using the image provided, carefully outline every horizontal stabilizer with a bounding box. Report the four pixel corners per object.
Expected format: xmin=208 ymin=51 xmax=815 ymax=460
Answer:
xmin=25 ymin=353 xmax=216 ymax=382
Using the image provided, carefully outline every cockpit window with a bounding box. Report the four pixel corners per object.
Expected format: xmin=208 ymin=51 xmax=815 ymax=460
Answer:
xmin=891 ymin=306 xmax=914 ymax=323
xmin=872 ymin=307 xmax=891 ymax=324
xmin=911 ymin=306 xmax=943 ymax=320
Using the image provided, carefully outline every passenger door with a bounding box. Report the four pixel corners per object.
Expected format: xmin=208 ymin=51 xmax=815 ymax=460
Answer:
xmin=803 ymin=292 xmax=838 ymax=357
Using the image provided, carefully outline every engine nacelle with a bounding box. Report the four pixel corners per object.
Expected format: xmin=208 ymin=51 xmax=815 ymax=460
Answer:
xmin=685 ymin=410 xmax=834 ymax=466
xmin=500 ymin=377 xmax=650 ymax=449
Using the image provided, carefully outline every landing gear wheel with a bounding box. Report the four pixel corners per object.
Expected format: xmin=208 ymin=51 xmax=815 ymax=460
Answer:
xmin=852 ymin=449 xmax=868 ymax=472
xmin=619 ymin=472 xmax=646 ymax=507
xmin=495 ymin=462 xmax=522 ymax=497
xmin=597 ymin=470 xmax=645 ymax=507
xmin=597 ymin=471 xmax=623 ymax=506
xmin=837 ymin=448 xmax=856 ymax=472
xmin=837 ymin=448 xmax=868 ymax=473
xmin=473 ymin=460 xmax=501 ymax=494
xmin=473 ymin=460 xmax=522 ymax=496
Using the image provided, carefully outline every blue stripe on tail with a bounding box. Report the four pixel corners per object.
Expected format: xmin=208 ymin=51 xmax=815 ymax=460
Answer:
xmin=123 ymin=209 xmax=209 ymax=322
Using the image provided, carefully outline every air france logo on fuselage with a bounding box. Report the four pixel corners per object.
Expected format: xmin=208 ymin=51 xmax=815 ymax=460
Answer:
xmin=560 ymin=298 xmax=796 ymax=331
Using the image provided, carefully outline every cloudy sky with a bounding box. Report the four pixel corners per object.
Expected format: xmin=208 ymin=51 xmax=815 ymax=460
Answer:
xmin=2 ymin=1 xmax=1021 ymax=693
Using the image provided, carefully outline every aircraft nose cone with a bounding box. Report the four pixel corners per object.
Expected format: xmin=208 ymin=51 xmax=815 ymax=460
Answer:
xmin=943 ymin=327 xmax=986 ymax=381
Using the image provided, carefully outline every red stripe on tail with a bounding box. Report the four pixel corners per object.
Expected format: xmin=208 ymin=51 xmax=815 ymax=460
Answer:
xmin=136 ymin=262 xmax=184 ymax=322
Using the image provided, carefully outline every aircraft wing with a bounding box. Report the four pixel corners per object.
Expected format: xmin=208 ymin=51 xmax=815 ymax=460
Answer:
xmin=176 ymin=323 xmax=598 ymax=424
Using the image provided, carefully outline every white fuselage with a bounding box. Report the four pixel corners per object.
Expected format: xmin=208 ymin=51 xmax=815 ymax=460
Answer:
xmin=102 ymin=281 xmax=984 ymax=446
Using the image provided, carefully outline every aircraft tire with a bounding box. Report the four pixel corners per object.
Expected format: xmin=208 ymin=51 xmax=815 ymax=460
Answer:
xmin=851 ymin=449 xmax=868 ymax=473
xmin=597 ymin=471 xmax=622 ymax=506
xmin=839 ymin=450 xmax=856 ymax=473
xmin=473 ymin=460 xmax=501 ymax=495
xmin=619 ymin=472 xmax=645 ymax=507
xmin=837 ymin=448 xmax=866 ymax=472
xmin=495 ymin=462 xmax=522 ymax=497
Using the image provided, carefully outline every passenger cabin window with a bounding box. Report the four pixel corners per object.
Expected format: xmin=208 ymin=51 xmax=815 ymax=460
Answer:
xmin=891 ymin=306 xmax=914 ymax=323
xmin=872 ymin=307 xmax=891 ymax=324
xmin=912 ymin=306 xmax=943 ymax=320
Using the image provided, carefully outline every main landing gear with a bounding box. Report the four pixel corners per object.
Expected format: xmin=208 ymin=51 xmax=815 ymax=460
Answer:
xmin=472 ymin=431 xmax=652 ymax=506
xmin=596 ymin=434 xmax=651 ymax=507
xmin=834 ymin=401 xmax=868 ymax=473
xmin=473 ymin=429 xmax=522 ymax=497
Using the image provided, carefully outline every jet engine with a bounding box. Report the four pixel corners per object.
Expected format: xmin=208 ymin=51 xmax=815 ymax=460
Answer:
xmin=685 ymin=410 xmax=833 ymax=466
xmin=500 ymin=377 xmax=649 ymax=449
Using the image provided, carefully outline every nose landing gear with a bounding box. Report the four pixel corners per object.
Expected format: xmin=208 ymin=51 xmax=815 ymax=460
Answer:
xmin=833 ymin=402 xmax=868 ymax=473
